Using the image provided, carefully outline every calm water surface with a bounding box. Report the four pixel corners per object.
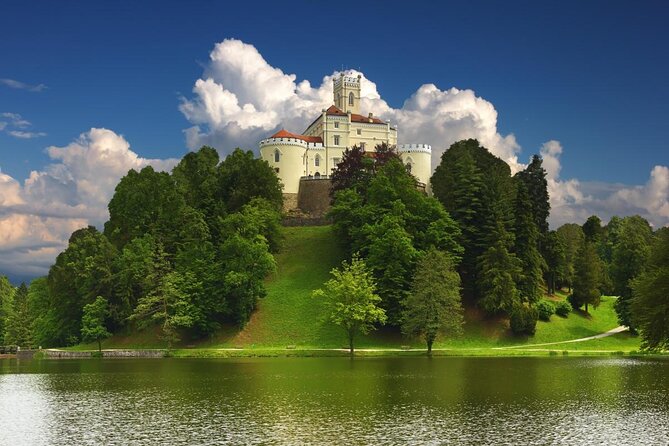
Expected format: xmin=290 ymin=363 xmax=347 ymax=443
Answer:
xmin=1 ymin=356 xmax=668 ymax=445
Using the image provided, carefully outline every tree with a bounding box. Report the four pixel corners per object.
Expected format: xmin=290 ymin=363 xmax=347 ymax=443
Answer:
xmin=477 ymin=221 xmax=522 ymax=314
xmin=611 ymin=216 xmax=653 ymax=332
xmin=172 ymin=146 xmax=223 ymax=221
xmin=402 ymin=249 xmax=464 ymax=354
xmin=217 ymin=148 xmax=283 ymax=213
xmin=556 ymin=223 xmax=585 ymax=291
xmin=0 ymin=275 xmax=14 ymax=341
xmin=330 ymin=145 xmax=374 ymax=197
xmin=515 ymin=154 xmax=550 ymax=236
xmin=630 ymin=228 xmax=669 ymax=351
xmin=27 ymin=278 xmax=57 ymax=348
xmin=512 ymin=181 xmax=545 ymax=304
xmin=543 ymin=231 xmax=567 ymax=295
xmin=47 ymin=226 xmax=116 ymax=345
xmin=313 ymin=256 xmax=387 ymax=354
xmin=129 ymin=246 xmax=195 ymax=349
xmin=4 ymin=283 xmax=32 ymax=347
xmin=582 ymin=215 xmax=603 ymax=243
xmin=570 ymin=241 xmax=602 ymax=313
xmin=81 ymin=296 xmax=111 ymax=353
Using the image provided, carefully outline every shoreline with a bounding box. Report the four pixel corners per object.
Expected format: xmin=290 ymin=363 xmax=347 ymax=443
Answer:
xmin=20 ymin=347 xmax=664 ymax=360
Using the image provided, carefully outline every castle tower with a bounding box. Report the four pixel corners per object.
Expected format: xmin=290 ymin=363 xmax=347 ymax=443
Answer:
xmin=333 ymin=73 xmax=361 ymax=114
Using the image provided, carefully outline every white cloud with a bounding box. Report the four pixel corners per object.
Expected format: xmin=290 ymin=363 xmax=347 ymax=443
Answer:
xmin=0 ymin=78 xmax=47 ymax=92
xmin=0 ymin=128 xmax=178 ymax=280
xmin=180 ymin=39 xmax=522 ymax=171
xmin=541 ymin=140 xmax=669 ymax=228
xmin=8 ymin=130 xmax=46 ymax=139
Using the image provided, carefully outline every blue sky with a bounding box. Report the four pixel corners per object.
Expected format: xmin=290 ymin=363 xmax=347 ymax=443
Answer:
xmin=1 ymin=0 xmax=668 ymax=281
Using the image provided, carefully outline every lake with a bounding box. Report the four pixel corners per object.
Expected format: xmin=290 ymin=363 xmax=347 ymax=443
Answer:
xmin=1 ymin=356 xmax=668 ymax=445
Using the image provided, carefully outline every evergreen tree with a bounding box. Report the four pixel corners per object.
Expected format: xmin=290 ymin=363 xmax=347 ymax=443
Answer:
xmin=543 ymin=230 xmax=567 ymax=295
xmin=612 ymin=215 xmax=653 ymax=332
xmin=4 ymin=283 xmax=32 ymax=347
xmin=515 ymin=154 xmax=550 ymax=235
xmin=570 ymin=241 xmax=602 ymax=313
xmin=402 ymin=249 xmax=464 ymax=354
xmin=512 ymin=181 xmax=545 ymax=303
xmin=630 ymin=228 xmax=669 ymax=351
xmin=0 ymin=275 xmax=14 ymax=341
xmin=582 ymin=215 xmax=603 ymax=243
xmin=556 ymin=223 xmax=585 ymax=291
xmin=478 ymin=221 xmax=522 ymax=314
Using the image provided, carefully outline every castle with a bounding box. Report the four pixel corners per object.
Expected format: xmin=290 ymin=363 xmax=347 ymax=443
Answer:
xmin=259 ymin=73 xmax=432 ymax=210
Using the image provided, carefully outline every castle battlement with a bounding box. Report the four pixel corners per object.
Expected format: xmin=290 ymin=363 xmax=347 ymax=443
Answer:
xmin=259 ymin=137 xmax=324 ymax=149
xmin=398 ymin=143 xmax=432 ymax=154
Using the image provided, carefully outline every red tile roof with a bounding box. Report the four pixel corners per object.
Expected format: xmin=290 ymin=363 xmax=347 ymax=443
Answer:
xmin=325 ymin=105 xmax=386 ymax=124
xmin=270 ymin=129 xmax=323 ymax=143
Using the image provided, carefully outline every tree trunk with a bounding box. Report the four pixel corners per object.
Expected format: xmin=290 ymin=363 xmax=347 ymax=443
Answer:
xmin=427 ymin=339 xmax=433 ymax=356
xmin=585 ymin=302 xmax=589 ymax=314
xmin=348 ymin=331 xmax=354 ymax=356
xmin=98 ymin=339 xmax=102 ymax=354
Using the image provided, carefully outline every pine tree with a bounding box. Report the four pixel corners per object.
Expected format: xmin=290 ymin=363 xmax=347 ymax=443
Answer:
xmin=513 ymin=181 xmax=545 ymax=304
xmin=478 ymin=221 xmax=522 ymax=314
xmin=571 ymin=241 xmax=602 ymax=313
xmin=402 ymin=249 xmax=464 ymax=354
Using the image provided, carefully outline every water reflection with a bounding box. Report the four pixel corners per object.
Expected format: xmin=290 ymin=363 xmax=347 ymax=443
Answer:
xmin=1 ymin=357 xmax=668 ymax=445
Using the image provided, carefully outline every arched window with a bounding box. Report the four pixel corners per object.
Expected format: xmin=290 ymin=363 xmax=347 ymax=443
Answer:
xmin=336 ymin=93 xmax=341 ymax=108
xmin=348 ymin=92 xmax=354 ymax=106
xmin=314 ymin=172 xmax=321 ymax=179
xmin=274 ymin=149 xmax=280 ymax=163
xmin=315 ymin=154 xmax=321 ymax=167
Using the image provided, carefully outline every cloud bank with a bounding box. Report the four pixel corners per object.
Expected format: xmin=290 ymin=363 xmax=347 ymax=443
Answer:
xmin=0 ymin=128 xmax=178 ymax=280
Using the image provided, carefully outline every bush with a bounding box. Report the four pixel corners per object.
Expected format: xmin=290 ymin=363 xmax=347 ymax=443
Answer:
xmin=510 ymin=305 xmax=538 ymax=335
xmin=555 ymin=301 xmax=571 ymax=318
xmin=536 ymin=300 xmax=555 ymax=321
xmin=567 ymin=293 xmax=583 ymax=310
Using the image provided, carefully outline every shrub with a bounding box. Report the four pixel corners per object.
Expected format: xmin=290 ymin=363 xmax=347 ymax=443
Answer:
xmin=555 ymin=301 xmax=571 ymax=318
xmin=510 ymin=305 xmax=538 ymax=335
xmin=536 ymin=300 xmax=555 ymax=321
xmin=567 ymin=293 xmax=582 ymax=310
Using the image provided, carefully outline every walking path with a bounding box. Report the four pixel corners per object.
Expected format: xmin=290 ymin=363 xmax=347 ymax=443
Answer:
xmin=492 ymin=325 xmax=628 ymax=350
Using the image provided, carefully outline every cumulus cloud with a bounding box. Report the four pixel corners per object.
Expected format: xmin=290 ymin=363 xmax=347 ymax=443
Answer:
xmin=0 ymin=78 xmax=47 ymax=92
xmin=180 ymin=39 xmax=522 ymax=171
xmin=541 ymin=140 xmax=669 ymax=228
xmin=0 ymin=128 xmax=178 ymax=280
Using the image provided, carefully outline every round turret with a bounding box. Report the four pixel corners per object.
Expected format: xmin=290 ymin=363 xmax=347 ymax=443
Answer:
xmin=398 ymin=144 xmax=432 ymax=189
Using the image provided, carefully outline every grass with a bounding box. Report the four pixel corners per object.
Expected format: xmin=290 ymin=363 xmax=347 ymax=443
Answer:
xmin=69 ymin=225 xmax=647 ymax=356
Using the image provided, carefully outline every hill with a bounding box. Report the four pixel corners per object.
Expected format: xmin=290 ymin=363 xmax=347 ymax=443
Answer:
xmin=84 ymin=225 xmax=641 ymax=354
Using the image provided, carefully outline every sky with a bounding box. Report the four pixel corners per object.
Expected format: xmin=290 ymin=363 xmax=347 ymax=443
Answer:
xmin=1 ymin=0 xmax=668 ymax=282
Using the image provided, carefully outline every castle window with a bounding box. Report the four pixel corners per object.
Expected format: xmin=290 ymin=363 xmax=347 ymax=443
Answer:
xmin=274 ymin=149 xmax=280 ymax=163
xmin=315 ymin=155 xmax=321 ymax=167
xmin=359 ymin=142 xmax=365 ymax=150
xmin=348 ymin=92 xmax=354 ymax=106
xmin=334 ymin=122 xmax=339 ymax=128
xmin=336 ymin=93 xmax=341 ymax=108
xmin=334 ymin=135 xmax=340 ymax=145
xmin=357 ymin=128 xmax=361 ymax=135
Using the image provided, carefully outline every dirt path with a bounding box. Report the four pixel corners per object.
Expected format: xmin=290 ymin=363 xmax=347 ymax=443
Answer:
xmin=492 ymin=325 xmax=628 ymax=350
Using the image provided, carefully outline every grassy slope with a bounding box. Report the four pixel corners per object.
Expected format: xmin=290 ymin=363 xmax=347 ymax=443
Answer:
xmin=83 ymin=225 xmax=641 ymax=353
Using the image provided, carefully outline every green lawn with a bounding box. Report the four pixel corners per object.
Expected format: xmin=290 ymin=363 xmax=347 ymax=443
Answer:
xmin=75 ymin=225 xmax=643 ymax=355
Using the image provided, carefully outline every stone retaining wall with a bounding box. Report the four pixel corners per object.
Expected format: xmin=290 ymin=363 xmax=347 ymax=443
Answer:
xmin=44 ymin=349 xmax=166 ymax=359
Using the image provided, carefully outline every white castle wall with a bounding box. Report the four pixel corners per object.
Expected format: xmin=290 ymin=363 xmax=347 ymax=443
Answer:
xmin=398 ymin=143 xmax=432 ymax=187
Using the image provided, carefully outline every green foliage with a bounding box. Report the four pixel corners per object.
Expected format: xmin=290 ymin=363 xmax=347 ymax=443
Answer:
xmin=582 ymin=215 xmax=603 ymax=243
xmin=514 ymin=154 xmax=550 ymax=235
xmin=312 ymin=256 xmax=387 ymax=353
xmin=217 ymin=148 xmax=283 ymax=213
xmin=543 ymin=230 xmax=567 ymax=295
xmin=611 ymin=215 xmax=653 ymax=332
xmin=512 ymin=180 xmax=545 ymax=304
xmin=172 ymin=146 xmax=224 ymax=222
xmin=536 ymin=300 xmax=556 ymax=322
xmin=47 ymin=226 xmax=116 ymax=345
xmin=570 ymin=241 xmax=602 ymax=313
xmin=477 ymin=221 xmax=522 ymax=314
xmin=631 ymin=228 xmax=669 ymax=351
xmin=329 ymin=156 xmax=462 ymax=326
xmin=4 ymin=283 xmax=32 ymax=346
xmin=431 ymin=139 xmax=515 ymax=302
xmin=556 ymin=223 xmax=585 ymax=290
xmin=510 ymin=304 xmax=538 ymax=335
xmin=0 ymin=275 xmax=13 ymax=340
xmin=27 ymin=278 xmax=58 ymax=347
xmin=81 ymin=296 xmax=111 ymax=352
xmin=330 ymin=145 xmax=374 ymax=196
xmin=554 ymin=300 xmax=572 ymax=318
xmin=402 ymin=249 xmax=464 ymax=353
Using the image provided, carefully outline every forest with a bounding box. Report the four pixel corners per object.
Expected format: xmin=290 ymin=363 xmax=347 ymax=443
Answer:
xmin=0 ymin=140 xmax=668 ymax=351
